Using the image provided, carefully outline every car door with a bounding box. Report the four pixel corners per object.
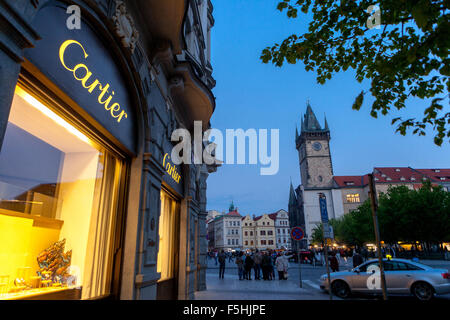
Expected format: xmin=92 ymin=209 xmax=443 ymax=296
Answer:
xmin=383 ymin=261 xmax=413 ymax=294
xmin=350 ymin=261 xmax=381 ymax=293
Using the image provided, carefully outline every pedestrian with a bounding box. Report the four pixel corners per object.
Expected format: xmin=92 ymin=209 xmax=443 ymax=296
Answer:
xmin=253 ymin=250 xmax=262 ymax=280
xmin=228 ymin=251 xmax=233 ymax=263
xmin=218 ymin=250 xmax=226 ymax=279
xmin=329 ymin=252 xmax=339 ymax=272
xmin=309 ymin=250 xmax=315 ymax=266
xmin=275 ymin=252 xmax=290 ymax=280
xmin=244 ymin=253 xmax=254 ymax=280
xmin=352 ymin=250 xmax=364 ymax=268
xmin=261 ymin=252 xmax=272 ymax=280
xmin=214 ymin=251 xmax=218 ymax=265
xmin=235 ymin=252 xmax=244 ymax=280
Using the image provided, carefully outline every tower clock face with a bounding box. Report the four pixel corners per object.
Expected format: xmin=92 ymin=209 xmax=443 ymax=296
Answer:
xmin=312 ymin=142 xmax=322 ymax=151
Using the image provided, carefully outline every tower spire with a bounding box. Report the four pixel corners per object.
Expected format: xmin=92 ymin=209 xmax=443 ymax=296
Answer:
xmin=304 ymin=102 xmax=322 ymax=131
xmin=289 ymin=180 xmax=297 ymax=206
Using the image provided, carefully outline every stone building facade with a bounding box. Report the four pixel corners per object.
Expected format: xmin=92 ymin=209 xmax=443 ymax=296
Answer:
xmin=0 ymin=0 xmax=217 ymax=300
xmin=213 ymin=208 xmax=242 ymax=250
xmin=269 ymin=210 xmax=291 ymax=250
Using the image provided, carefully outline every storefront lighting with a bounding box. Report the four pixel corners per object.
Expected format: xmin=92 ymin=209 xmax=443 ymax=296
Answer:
xmin=15 ymin=86 xmax=91 ymax=145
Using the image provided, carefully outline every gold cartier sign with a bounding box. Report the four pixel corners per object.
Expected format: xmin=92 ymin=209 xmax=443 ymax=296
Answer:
xmin=59 ymin=39 xmax=128 ymax=123
xmin=163 ymin=153 xmax=181 ymax=184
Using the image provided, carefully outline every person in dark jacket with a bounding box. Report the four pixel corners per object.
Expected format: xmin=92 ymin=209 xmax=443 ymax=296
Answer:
xmin=244 ymin=253 xmax=254 ymax=280
xmin=261 ymin=252 xmax=272 ymax=280
xmin=218 ymin=250 xmax=226 ymax=279
xmin=352 ymin=251 xmax=364 ymax=268
xmin=329 ymin=252 xmax=339 ymax=272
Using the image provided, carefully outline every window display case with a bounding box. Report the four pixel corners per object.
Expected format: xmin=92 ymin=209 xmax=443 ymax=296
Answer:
xmin=0 ymin=86 xmax=124 ymax=299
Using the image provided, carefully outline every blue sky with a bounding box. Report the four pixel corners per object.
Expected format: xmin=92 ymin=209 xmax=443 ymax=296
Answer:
xmin=206 ymin=0 xmax=450 ymax=216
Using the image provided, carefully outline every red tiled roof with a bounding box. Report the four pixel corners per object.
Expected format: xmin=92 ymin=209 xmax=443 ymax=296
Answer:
xmin=254 ymin=214 xmax=275 ymax=221
xmin=268 ymin=213 xmax=277 ymax=220
xmin=372 ymin=167 xmax=426 ymax=183
xmin=226 ymin=210 xmax=242 ymax=217
xmin=414 ymin=169 xmax=450 ymax=182
xmin=333 ymin=175 xmax=368 ymax=188
xmin=330 ymin=167 xmax=449 ymax=189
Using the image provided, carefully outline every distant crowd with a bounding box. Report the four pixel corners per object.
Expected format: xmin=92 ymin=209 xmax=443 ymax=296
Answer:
xmin=207 ymin=246 xmax=397 ymax=280
xmin=209 ymin=249 xmax=292 ymax=280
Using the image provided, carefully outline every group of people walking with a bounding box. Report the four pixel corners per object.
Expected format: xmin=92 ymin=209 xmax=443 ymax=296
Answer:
xmin=216 ymin=249 xmax=292 ymax=281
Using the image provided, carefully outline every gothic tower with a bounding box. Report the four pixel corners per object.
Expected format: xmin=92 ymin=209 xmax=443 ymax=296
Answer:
xmin=296 ymin=103 xmax=333 ymax=189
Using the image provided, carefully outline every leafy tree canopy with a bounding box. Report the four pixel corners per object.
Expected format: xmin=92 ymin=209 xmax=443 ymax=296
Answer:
xmin=261 ymin=0 xmax=449 ymax=145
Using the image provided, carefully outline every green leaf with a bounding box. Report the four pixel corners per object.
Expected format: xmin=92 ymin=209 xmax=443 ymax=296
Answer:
xmin=352 ymin=91 xmax=364 ymax=110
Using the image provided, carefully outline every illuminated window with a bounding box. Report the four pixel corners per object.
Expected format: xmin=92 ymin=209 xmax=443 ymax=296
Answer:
xmin=0 ymin=86 xmax=124 ymax=300
xmin=157 ymin=191 xmax=179 ymax=282
xmin=346 ymin=193 xmax=360 ymax=203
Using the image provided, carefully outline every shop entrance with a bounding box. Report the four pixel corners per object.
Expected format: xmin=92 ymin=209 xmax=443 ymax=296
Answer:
xmin=156 ymin=188 xmax=180 ymax=300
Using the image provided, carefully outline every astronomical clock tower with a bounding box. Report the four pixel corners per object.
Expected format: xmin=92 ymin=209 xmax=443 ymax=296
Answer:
xmin=296 ymin=104 xmax=333 ymax=189
xmin=292 ymin=103 xmax=336 ymax=243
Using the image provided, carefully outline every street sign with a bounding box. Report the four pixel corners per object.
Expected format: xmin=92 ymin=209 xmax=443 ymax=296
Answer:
xmin=319 ymin=194 xmax=329 ymax=223
xmin=322 ymin=222 xmax=331 ymax=239
xmin=290 ymin=227 xmax=305 ymax=241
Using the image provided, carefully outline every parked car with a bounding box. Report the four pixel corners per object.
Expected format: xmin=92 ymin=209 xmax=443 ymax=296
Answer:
xmin=320 ymin=258 xmax=450 ymax=301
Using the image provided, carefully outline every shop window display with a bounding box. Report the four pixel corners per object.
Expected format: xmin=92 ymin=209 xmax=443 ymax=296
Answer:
xmin=0 ymin=86 xmax=123 ymax=299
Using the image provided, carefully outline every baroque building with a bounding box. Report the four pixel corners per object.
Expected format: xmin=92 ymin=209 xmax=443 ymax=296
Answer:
xmin=0 ymin=0 xmax=217 ymax=300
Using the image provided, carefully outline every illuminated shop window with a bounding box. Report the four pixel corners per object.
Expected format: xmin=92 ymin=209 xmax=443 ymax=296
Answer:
xmin=0 ymin=86 xmax=124 ymax=300
xmin=157 ymin=191 xmax=179 ymax=282
xmin=346 ymin=193 xmax=360 ymax=203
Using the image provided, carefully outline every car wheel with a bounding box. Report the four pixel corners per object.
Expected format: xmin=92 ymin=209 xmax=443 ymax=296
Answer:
xmin=412 ymin=282 xmax=434 ymax=301
xmin=331 ymin=280 xmax=351 ymax=299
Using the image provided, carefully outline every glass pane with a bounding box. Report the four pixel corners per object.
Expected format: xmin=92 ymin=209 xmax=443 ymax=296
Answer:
xmin=0 ymin=86 xmax=122 ymax=300
xmin=157 ymin=191 xmax=179 ymax=281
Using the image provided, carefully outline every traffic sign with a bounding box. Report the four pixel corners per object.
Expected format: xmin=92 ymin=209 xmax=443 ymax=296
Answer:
xmin=290 ymin=226 xmax=305 ymax=241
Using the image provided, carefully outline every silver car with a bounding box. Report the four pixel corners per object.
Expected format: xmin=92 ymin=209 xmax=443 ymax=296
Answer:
xmin=320 ymin=258 xmax=450 ymax=300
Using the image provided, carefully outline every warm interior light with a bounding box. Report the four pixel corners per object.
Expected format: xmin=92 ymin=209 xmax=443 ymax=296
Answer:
xmin=14 ymin=86 xmax=91 ymax=145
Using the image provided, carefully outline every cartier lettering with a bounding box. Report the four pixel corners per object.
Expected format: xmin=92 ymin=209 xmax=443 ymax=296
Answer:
xmin=59 ymin=39 xmax=128 ymax=123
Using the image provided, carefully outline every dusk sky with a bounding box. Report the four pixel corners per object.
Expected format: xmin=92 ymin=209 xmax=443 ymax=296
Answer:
xmin=206 ymin=0 xmax=450 ymax=216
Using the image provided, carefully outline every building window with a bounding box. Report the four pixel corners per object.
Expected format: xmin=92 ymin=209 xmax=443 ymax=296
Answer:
xmin=268 ymin=240 xmax=273 ymax=245
xmin=346 ymin=193 xmax=360 ymax=203
xmin=261 ymin=240 xmax=266 ymax=245
xmin=0 ymin=86 xmax=125 ymax=299
xmin=244 ymin=231 xmax=248 ymax=236
xmin=245 ymin=241 xmax=248 ymax=246
xmin=228 ymin=239 xmax=231 ymax=245
xmin=260 ymin=230 xmax=266 ymax=236
xmin=250 ymin=231 xmax=253 ymax=236
xmin=250 ymin=241 xmax=253 ymax=246
xmin=268 ymin=230 xmax=273 ymax=235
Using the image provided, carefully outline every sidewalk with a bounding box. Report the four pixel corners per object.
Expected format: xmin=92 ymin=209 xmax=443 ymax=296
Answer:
xmin=194 ymin=272 xmax=335 ymax=300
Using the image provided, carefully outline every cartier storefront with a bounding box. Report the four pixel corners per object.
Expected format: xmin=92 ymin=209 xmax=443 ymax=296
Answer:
xmin=0 ymin=1 xmax=141 ymax=300
xmin=0 ymin=0 xmax=215 ymax=300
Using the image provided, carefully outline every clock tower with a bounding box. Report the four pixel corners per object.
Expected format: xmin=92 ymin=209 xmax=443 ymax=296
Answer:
xmin=296 ymin=103 xmax=333 ymax=189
